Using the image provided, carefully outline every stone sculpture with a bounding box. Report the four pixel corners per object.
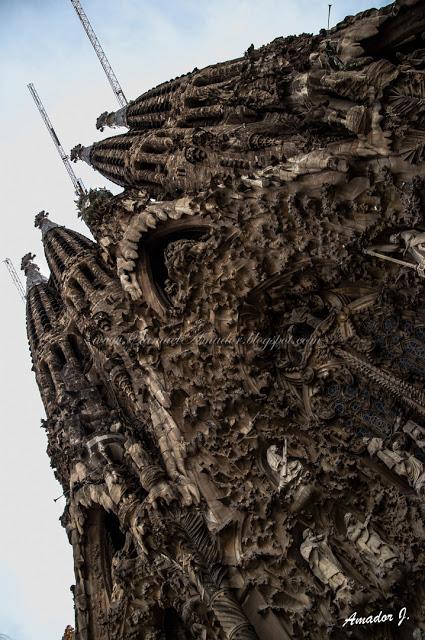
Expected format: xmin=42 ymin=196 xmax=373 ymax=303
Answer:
xmin=22 ymin=1 xmax=425 ymax=637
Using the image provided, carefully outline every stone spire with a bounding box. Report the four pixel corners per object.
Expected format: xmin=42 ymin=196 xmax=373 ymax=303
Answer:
xmin=96 ymin=106 xmax=128 ymax=131
xmin=34 ymin=210 xmax=59 ymax=236
xmin=70 ymin=144 xmax=93 ymax=166
xmin=20 ymin=252 xmax=48 ymax=292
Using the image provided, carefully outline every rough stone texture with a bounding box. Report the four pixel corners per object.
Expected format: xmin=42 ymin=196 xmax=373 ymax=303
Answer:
xmin=23 ymin=1 xmax=425 ymax=638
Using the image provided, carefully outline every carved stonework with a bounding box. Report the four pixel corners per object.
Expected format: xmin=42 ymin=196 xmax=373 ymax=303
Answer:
xmin=21 ymin=1 xmax=425 ymax=638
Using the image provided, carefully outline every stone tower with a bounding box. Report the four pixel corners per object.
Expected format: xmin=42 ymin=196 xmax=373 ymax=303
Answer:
xmin=24 ymin=1 xmax=425 ymax=638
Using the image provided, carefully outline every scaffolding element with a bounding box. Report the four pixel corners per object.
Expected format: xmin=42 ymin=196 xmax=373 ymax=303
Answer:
xmin=27 ymin=83 xmax=87 ymax=198
xmin=3 ymin=258 xmax=26 ymax=301
xmin=70 ymin=0 xmax=128 ymax=108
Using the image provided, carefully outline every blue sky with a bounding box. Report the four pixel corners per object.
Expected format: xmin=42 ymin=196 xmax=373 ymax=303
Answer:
xmin=0 ymin=1 xmax=389 ymax=639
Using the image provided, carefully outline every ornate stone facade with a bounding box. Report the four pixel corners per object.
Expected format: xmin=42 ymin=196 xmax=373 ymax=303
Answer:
xmin=24 ymin=1 xmax=425 ymax=638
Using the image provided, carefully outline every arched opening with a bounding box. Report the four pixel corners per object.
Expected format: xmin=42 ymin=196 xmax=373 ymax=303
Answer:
xmin=32 ymin=287 xmax=52 ymax=332
xmin=67 ymin=334 xmax=93 ymax=376
xmin=51 ymin=344 xmax=67 ymax=369
xmin=39 ymin=360 xmax=55 ymax=398
xmin=136 ymin=218 xmax=211 ymax=317
xmin=105 ymin=510 xmax=126 ymax=557
xmin=79 ymin=264 xmax=96 ymax=285
xmin=85 ymin=507 xmax=125 ymax=598
xmin=68 ymin=334 xmax=87 ymax=364
xmin=70 ymin=277 xmax=85 ymax=296
xmin=81 ymin=507 xmax=126 ymax=639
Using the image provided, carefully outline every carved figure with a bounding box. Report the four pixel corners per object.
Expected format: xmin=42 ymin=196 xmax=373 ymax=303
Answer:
xmin=266 ymin=439 xmax=303 ymax=491
xmin=344 ymin=513 xmax=398 ymax=576
xmin=368 ymin=438 xmax=425 ymax=495
xmin=300 ymin=529 xmax=351 ymax=599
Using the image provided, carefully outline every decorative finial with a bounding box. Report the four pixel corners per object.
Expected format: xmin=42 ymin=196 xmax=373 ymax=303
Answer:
xmin=21 ymin=251 xmax=36 ymax=273
xmin=96 ymin=112 xmax=110 ymax=132
xmin=34 ymin=210 xmax=49 ymax=229
xmin=20 ymin=252 xmax=48 ymax=291
xmin=34 ymin=210 xmax=59 ymax=236
xmin=96 ymin=106 xmax=128 ymax=131
xmin=71 ymin=144 xmax=92 ymax=165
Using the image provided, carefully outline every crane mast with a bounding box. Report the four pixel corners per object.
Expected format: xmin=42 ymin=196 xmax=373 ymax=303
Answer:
xmin=27 ymin=83 xmax=87 ymax=198
xmin=70 ymin=0 xmax=128 ymax=108
xmin=3 ymin=259 xmax=26 ymax=302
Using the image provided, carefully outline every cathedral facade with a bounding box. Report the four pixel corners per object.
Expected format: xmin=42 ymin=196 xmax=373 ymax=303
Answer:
xmin=23 ymin=1 xmax=425 ymax=638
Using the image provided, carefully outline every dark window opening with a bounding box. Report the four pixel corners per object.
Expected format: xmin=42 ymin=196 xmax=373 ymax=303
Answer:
xmin=56 ymin=235 xmax=75 ymax=258
xmin=135 ymin=160 xmax=160 ymax=172
xmin=141 ymin=141 xmax=170 ymax=154
xmin=83 ymin=507 xmax=126 ymax=603
xmin=131 ymin=118 xmax=164 ymax=129
xmin=79 ymin=264 xmax=96 ymax=285
xmin=144 ymin=226 xmax=209 ymax=307
xmin=32 ymin=287 xmax=51 ymax=331
xmin=40 ymin=360 xmax=55 ymax=396
xmin=131 ymin=99 xmax=171 ymax=116
xmin=98 ymin=139 xmax=132 ymax=151
xmin=180 ymin=115 xmax=222 ymax=127
xmin=27 ymin=301 xmax=39 ymax=351
xmin=61 ymin=229 xmax=93 ymax=252
xmin=45 ymin=237 xmax=65 ymax=277
xmin=51 ymin=344 xmax=67 ymax=368
xmin=105 ymin=511 xmax=126 ymax=554
xmin=68 ymin=334 xmax=86 ymax=363
xmin=94 ymin=259 xmax=112 ymax=278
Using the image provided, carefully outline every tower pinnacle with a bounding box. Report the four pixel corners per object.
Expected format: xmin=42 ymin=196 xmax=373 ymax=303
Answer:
xmin=20 ymin=252 xmax=48 ymax=291
xmin=34 ymin=210 xmax=59 ymax=236
xmin=70 ymin=144 xmax=92 ymax=166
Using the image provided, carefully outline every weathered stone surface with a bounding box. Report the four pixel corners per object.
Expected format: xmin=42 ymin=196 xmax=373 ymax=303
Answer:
xmin=22 ymin=1 xmax=425 ymax=638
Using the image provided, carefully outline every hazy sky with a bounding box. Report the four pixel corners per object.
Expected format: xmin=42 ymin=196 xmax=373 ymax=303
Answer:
xmin=0 ymin=0 xmax=389 ymax=638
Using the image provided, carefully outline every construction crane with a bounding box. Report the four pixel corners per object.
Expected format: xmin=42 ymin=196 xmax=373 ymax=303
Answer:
xmin=27 ymin=83 xmax=87 ymax=198
xmin=70 ymin=0 xmax=128 ymax=108
xmin=3 ymin=258 xmax=26 ymax=302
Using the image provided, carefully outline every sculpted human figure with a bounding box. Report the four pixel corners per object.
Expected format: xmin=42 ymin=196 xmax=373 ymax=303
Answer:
xmin=365 ymin=229 xmax=425 ymax=277
xmin=266 ymin=439 xmax=303 ymax=491
xmin=391 ymin=230 xmax=425 ymax=275
xmin=368 ymin=437 xmax=425 ymax=495
xmin=344 ymin=512 xmax=398 ymax=576
xmin=300 ymin=529 xmax=351 ymax=599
